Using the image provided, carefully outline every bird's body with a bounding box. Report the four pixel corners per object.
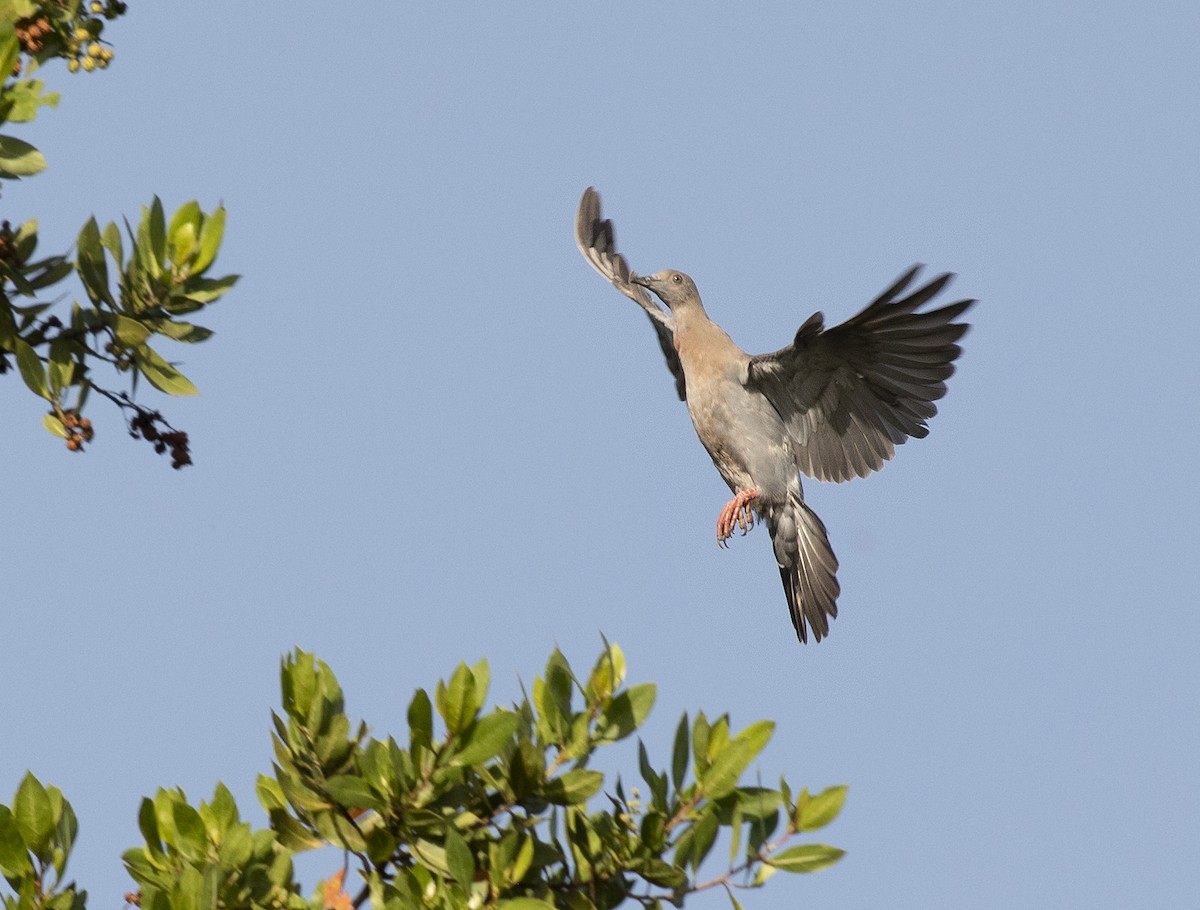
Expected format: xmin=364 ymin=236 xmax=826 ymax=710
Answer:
xmin=575 ymin=187 xmax=974 ymax=643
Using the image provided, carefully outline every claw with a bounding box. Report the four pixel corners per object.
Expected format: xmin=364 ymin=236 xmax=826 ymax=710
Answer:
xmin=716 ymin=488 xmax=760 ymax=545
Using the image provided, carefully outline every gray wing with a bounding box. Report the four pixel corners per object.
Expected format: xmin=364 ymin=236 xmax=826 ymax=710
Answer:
xmin=575 ymin=187 xmax=686 ymax=401
xmin=746 ymin=266 xmax=974 ymax=483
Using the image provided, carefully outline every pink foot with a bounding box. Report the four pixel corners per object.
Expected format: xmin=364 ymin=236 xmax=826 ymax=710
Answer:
xmin=716 ymin=488 xmax=759 ymax=547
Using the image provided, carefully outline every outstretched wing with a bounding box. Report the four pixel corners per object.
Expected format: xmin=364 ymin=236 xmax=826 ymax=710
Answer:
xmin=746 ymin=266 xmax=974 ymax=483
xmin=575 ymin=187 xmax=686 ymax=400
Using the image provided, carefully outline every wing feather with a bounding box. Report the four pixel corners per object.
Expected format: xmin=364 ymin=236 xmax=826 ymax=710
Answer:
xmin=575 ymin=187 xmax=687 ymax=400
xmin=746 ymin=266 xmax=975 ymax=482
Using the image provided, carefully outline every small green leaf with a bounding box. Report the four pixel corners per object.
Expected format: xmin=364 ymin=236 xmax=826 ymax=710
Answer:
xmin=509 ymin=833 xmax=534 ymax=884
xmin=174 ymin=273 xmax=238 ymax=305
xmin=192 ymin=205 xmax=226 ymax=275
xmin=796 ymin=784 xmax=847 ymax=832
xmin=408 ymin=688 xmax=433 ymax=753
xmin=147 ymin=197 xmax=166 ymax=270
xmin=14 ymin=772 xmax=53 ymax=858
xmin=454 ymin=710 xmax=520 ymax=766
xmin=0 ymin=25 xmax=20 ymax=85
xmin=143 ymin=318 xmax=213 ymax=343
xmin=254 ymin=775 xmax=286 ymax=812
xmin=0 ymin=135 xmax=47 ymax=178
xmin=4 ymin=80 xmax=61 ymax=123
xmin=14 ymin=338 xmax=49 ymax=399
xmin=767 ymin=843 xmax=845 ymax=873
xmin=671 ymin=712 xmax=689 ymax=789
xmin=542 ymin=769 xmax=603 ymax=805
xmin=113 ymin=314 xmax=151 ymax=347
xmin=51 ymin=798 xmax=78 ymax=879
xmin=42 ymin=413 xmax=68 ymax=438
xmin=47 ymin=339 xmax=75 ymax=395
xmin=444 ymin=826 xmax=474 ymax=889
xmin=170 ymin=222 xmax=197 ymax=269
xmin=101 ymin=221 xmax=124 ymax=265
xmin=689 ymin=808 xmax=719 ymax=873
xmin=171 ymin=802 xmax=208 ymax=861
xmin=167 ymin=201 xmax=201 ymax=247
xmin=0 ymin=805 xmax=32 ymax=879
xmin=699 ymin=721 xmax=774 ymax=800
xmin=436 ymin=663 xmax=477 ymax=735
xmin=75 ymin=217 xmax=113 ymax=306
xmin=585 ymin=642 xmax=626 ymax=703
xmin=635 ymin=858 xmax=687 ymax=889
xmin=134 ymin=344 xmax=198 ymax=396
xmin=594 ymin=682 xmax=656 ymax=743
xmin=494 ymin=900 xmax=558 ymax=910
xmin=324 ymin=775 xmax=379 ymax=812
xmin=206 ymin=783 xmax=237 ymax=834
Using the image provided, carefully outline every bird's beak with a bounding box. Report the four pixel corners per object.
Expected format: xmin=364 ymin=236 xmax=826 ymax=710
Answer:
xmin=632 ymin=274 xmax=652 ymax=288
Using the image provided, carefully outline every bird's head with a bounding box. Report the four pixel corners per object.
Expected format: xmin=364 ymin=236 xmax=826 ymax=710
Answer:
xmin=633 ymin=270 xmax=703 ymax=312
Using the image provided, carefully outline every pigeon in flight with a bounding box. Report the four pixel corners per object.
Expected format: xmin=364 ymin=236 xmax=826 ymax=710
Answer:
xmin=575 ymin=187 xmax=975 ymax=643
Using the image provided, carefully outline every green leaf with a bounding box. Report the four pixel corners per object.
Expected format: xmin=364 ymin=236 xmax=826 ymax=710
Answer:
xmin=671 ymin=712 xmax=689 ymax=789
xmin=509 ymin=833 xmax=534 ymax=885
xmin=0 ymin=805 xmax=32 ymax=879
xmin=688 ymin=808 xmax=718 ymax=873
xmin=408 ymin=688 xmax=433 ymax=753
xmin=143 ymin=318 xmax=213 ymax=343
xmin=796 ymin=784 xmax=847 ymax=832
xmin=192 ymin=205 xmax=226 ymax=275
xmin=206 ymin=782 xmax=238 ymax=834
xmin=174 ymin=273 xmax=238 ymax=305
xmin=134 ymin=344 xmax=199 ymax=395
xmin=324 ymin=774 xmax=379 ymax=812
xmin=699 ymin=720 xmax=774 ymax=800
xmin=594 ymin=682 xmax=656 ymax=743
xmin=14 ymin=338 xmax=49 ymax=399
xmin=0 ymin=135 xmax=46 ymax=178
xmin=75 ymin=217 xmax=113 ymax=306
xmin=3 ymin=80 xmax=61 ymax=123
xmin=495 ymin=900 xmax=558 ymax=910
xmin=147 ymin=197 xmax=166 ymax=271
xmin=47 ymin=339 xmax=74 ymax=395
xmin=14 ymin=772 xmax=53 ymax=858
xmin=43 ymin=413 xmax=68 ymax=438
xmin=113 ymin=314 xmax=151 ymax=347
xmin=254 ymin=775 xmax=287 ymax=812
xmin=436 ymin=663 xmax=477 ymax=735
xmin=0 ymin=24 xmax=19 ymax=84
xmin=444 ymin=826 xmax=474 ymax=889
xmin=101 ymin=220 xmax=124 ymax=265
xmin=635 ymin=858 xmax=686 ymax=889
xmin=171 ymin=802 xmax=208 ymax=861
xmin=767 ymin=843 xmax=845 ymax=873
xmin=454 ymin=710 xmax=520 ymax=766
xmin=542 ymin=769 xmax=603 ymax=805
xmin=168 ymin=200 xmax=201 ymax=248
xmin=692 ymin=711 xmax=711 ymax=779
xmin=26 ymin=256 xmax=72 ymax=291
xmin=585 ymin=641 xmax=626 ymax=703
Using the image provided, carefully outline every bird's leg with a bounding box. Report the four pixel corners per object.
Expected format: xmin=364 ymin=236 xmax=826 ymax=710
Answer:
xmin=716 ymin=488 xmax=760 ymax=547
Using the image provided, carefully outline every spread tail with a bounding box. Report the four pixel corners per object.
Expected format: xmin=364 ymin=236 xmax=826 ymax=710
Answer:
xmin=766 ymin=492 xmax=840 ymax=643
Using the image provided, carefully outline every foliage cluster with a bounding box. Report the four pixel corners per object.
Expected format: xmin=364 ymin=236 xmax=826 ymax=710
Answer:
xmin=2 ymin=645 xmax=845 ymax=910
xmin=0 ymin=2 xmax=236 ymax=467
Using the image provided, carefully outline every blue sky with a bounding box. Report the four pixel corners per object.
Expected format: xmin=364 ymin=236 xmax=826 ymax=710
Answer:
xmin=4 ymin=2 xmax=1199 ymax=907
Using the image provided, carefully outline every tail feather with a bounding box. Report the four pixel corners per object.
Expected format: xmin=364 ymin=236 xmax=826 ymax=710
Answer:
xmin=767 ymin=493 xmax=840 ymax=643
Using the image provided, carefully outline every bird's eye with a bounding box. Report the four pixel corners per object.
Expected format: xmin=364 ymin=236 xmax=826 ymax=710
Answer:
xmin=671 ymin=274 xmax=682 ymax=284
